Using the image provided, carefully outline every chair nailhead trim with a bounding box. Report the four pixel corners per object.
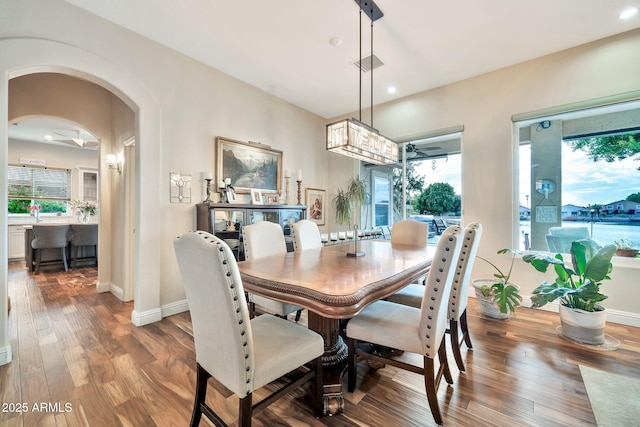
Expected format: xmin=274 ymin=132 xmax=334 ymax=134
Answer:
xmin=210 ymin=236 xmax=252 ymax=393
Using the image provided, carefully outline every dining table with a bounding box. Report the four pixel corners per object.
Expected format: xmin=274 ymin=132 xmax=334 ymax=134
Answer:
xmin=237 ymin=238 xmax=435 ymax=415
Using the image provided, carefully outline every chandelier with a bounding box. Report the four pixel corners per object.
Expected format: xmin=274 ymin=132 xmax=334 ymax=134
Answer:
xmin=326 ymin=0 xmax=398 ymax=166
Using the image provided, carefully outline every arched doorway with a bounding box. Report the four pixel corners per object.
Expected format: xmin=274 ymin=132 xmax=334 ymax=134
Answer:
xmin=1 ymin=38 xmax=163 ymax=366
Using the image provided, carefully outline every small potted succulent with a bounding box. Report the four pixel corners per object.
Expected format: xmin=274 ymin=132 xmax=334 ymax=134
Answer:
xmin=473 ymin=248 xmax=523 ymax=319
xmin=613 ymin=239 xmax=639 ymax=258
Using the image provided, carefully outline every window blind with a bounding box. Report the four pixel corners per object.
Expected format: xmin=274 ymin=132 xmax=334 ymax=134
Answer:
xmin=8 ymin=165 xmax=71 ymax=200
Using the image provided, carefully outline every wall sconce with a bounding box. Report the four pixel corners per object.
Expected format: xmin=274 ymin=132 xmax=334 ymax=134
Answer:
xmin=106 ymin=153 xmax=122 ymax=173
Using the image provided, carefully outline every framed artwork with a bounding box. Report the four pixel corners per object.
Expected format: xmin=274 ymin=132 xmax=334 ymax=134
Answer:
xmin=262 ymin=192 xmax=280 ymax=205
xmin=250 ymin=188 xmax=263 ymax=205
xmin=169 ymin=173 xmax=191 ymax=204
xmin=216 ymin=137 xmax=282 ymax=194
xmin=224 ymin=187 xmax=237 ymax=203
xmin=305 ymin=188 xmax=326 ymax=226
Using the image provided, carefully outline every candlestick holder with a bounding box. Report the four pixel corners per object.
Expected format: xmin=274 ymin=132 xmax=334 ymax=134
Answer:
xmin=296 ymin=180 xmax=302 ymax=205
xmin=203 ymin=178 xmax=213 ymax=203
xmin=285 ymin=176 xmax=291 ymax=205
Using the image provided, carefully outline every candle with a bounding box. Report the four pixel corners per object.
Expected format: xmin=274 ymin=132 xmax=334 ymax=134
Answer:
xmin=284 ymin=169 xmax=290 ymax=178
xmin=297 ymin=169 xmax=302 ymax=181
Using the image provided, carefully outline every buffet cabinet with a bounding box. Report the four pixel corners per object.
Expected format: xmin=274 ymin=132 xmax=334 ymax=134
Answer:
xmin=195 ymin=203 xmax=307 ymax=260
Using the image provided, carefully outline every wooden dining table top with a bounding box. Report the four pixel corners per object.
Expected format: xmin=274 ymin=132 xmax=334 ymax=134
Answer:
xmin=237 ymin=239 xmax=435 ymax=318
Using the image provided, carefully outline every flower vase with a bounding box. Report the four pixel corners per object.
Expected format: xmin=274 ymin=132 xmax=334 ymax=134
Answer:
xmin=81 ymin=212 xmax=90 ymax=223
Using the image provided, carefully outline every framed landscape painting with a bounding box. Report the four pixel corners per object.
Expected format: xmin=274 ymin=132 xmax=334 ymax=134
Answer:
xmin=305 ymin=188 xmax=326 ymax=226
xmin=216 ymin=137 xmax=282 ymax=194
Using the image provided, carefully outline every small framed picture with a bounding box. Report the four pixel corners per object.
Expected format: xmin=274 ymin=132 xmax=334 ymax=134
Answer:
xmin=224 ymin=186 xmax=237 ymax=203
xmin=305 ymin=188 xmax=326 ymax=226
xmin=263 ymin=192 xmax=280 ymax=205
xmin=250 ymin=188 xmax=263 ymax=205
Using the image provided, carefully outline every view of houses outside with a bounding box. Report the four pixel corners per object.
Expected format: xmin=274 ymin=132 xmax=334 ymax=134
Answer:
xmin=519 ymin=141 xmax=640 ymax=249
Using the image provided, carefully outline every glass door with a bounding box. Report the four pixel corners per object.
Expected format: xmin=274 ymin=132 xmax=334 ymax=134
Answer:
xmin=372 ymin=170 xmax=392 ymax=227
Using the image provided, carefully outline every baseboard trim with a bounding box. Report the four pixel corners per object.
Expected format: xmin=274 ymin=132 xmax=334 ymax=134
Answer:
xmin=161 ymin=299 xmax=189 ymax=318
xmin=131 ymin=308 xmax=162 ymax=327
xmin=96 ymin=281 xmax=110 ymax=293
xmin=0 ymin=345 xmax=12 ymax=366
xmin=96 ymin=282 xmax=124 ymax=301
xmin=475 ymin=294 xmax=640 ymax=328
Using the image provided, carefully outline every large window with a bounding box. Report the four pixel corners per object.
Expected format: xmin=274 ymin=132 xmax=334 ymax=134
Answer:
xmin=517 ymin=102 xmax=640 ymax=252
xmin=8 ymin=165 xmax=71 ymax=214
xmin=362 ymin=131 xmax=462 ymax=243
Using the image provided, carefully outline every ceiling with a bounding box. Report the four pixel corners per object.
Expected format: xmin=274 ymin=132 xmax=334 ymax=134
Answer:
xmin=8 ymin=117 xmax=99 ymax=150
xmin=64 ymin=0 xmax=640 ymax=119
xmin=8 ymin=1 xmax=640 ymax=149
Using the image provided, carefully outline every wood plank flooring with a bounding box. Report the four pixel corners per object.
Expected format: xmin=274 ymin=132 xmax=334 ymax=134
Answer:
xmin=2 ymin=261 xmax=640 ymax=426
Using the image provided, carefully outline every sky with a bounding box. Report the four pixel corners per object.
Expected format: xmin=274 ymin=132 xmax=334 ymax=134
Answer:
xmin=520 ymin=143 xmax=640 ymax=207
xmin=410 ymin=146 xmax=639 ymax=208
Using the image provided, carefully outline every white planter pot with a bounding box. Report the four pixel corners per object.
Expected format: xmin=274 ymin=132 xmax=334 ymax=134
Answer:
xmin=559 ymin=305 xmax=606 ymax=345
xmin=472 ymin=279 xmax=518 ymax=320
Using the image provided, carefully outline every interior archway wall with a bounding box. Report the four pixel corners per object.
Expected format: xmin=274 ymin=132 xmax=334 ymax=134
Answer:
xmin=1 ymin=38 xmax=163 ymax=366
xmin=9 ymin=73 xmax=136 ymax=297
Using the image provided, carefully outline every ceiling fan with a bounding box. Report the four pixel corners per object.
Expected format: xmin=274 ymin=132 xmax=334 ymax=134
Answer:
xmin=403 ymin=143 xmax=441 ymax=159
xmin=52 ymin=130 xmax=99 ymax=148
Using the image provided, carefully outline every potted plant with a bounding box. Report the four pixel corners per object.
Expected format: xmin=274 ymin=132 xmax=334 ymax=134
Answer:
xmin=613 ymin=238 xmax=639 ymax=258
xmin=333 ymin=177 xmax=368 ymax=256
xmin=332 ymin=177 xmax=367 ymax=229
xmin=473 ymin=249 xmax=523 ymax=319
xmin=522 ymin=239 xmax=616 ymax=345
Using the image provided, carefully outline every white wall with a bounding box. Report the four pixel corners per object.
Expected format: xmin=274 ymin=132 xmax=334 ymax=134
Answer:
xmin=328 ymin=28 xmax=640 ymax=323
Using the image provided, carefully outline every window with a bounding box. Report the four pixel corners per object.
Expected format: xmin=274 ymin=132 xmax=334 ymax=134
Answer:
xmin=8 ymin=165 xmax=71 ymax=214
xmin=362 ymin=130 xmax=462 ymax=244
xmin=372 ymin=171 xmax=391 ymax=227
xmin=517 ymin=102 xmax=640 ymax=252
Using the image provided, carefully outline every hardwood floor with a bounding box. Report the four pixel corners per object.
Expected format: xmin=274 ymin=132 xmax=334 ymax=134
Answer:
xmin=2 ymin=262 xmax=640 ymax=426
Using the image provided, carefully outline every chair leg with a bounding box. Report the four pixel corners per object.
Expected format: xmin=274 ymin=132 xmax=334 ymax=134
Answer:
xmin=294 ymin=309 xmax=302 ymax=322
xmin=347 ymin=337 xmax=357 ymax=392
xmin=423 ymin=356 xmax=444 ymax=426
xmin=460 ymin=309 xmax=473 ymax=349
xmin=438 ymin=339 xmax=453 ymax=385
xmin=449 ymin=318 xmax=466 ymax=372
xmin=35 ymin=249 xmax=42 ymax=273
xmin=190 ymin=364 xmax=210 ymax=427
xmin=71 ymin=245 xmax=77 ymax=270
xmin=239 ymin=393 xmax=252 ymax=427
xmin=61 ymin=247 xmax=68 ymax=272
xmin=312 ymin=356 xmax=324 ymax=418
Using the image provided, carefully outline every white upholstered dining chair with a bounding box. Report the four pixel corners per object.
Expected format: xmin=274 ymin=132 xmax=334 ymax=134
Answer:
xmin=387 ymin=222 xmax=483 ymax=372
xmin=243 ymin=221 xmax=304 ymax=321
xmin=291 ymin=219 xmax=322 ymax=251
xmin=390 ymin=219 xmax=429 ymax=247
xmin=173 ymin=231 xmax=323 ymax=427
xmin=346 ymin=225 xmax=463 ymax=426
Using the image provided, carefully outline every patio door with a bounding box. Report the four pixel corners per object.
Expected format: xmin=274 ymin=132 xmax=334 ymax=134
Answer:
xmin=371 ymin=170 xmax=392 ymax=227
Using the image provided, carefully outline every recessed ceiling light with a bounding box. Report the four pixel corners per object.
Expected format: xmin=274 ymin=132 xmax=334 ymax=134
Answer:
xmin=44 ymin=135 xmax=53 ymax=141
xmin=387 ymin=86 xmax=396 ymax=94
xmin=619 ymin=7 xmax=638 ymax=19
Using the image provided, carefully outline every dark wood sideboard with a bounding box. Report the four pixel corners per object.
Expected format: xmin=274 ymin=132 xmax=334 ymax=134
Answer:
xmin=195 ymin=203 xmax=307 ymax=260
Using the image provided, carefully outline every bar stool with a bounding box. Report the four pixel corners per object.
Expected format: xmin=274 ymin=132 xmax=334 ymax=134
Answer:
xmin=31 ymin=225 xmax=71 ymax=273
xmin=69 ymin=224 xmax=99 ymax=269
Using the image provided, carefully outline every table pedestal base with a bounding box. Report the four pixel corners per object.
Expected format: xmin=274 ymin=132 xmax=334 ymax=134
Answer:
xmin=308 ymin=312 xmax=348 ymax=415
